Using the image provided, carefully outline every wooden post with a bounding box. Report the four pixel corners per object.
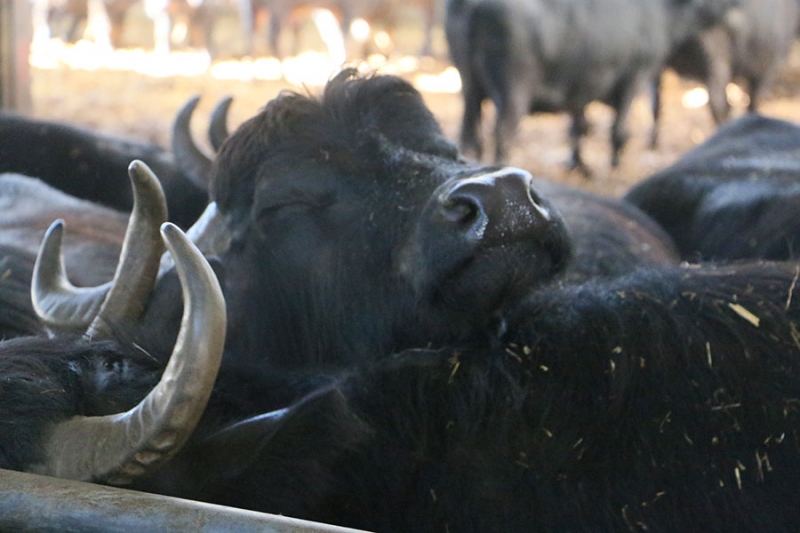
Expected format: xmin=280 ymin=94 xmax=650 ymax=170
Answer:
xmin=0 ymin=0 xmax=32 ymax=112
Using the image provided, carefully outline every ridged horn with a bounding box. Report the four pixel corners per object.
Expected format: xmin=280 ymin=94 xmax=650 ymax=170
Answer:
xmin=30 ymin=222 xmax=227 ymax=485
xmin=208 ymin=96 xmax=232 ymax=152
xmin=172 ymin=95 xmax=213 ymax=190
xmin=85 ymin=161 xmax=168 ymax=339
xmin=32 ymin=161 xmax=167 ymax=335
xmin=31 ymin=221 xmax=113 ymax=330
xmin=158 ymin=201 xmax=233 ymax=277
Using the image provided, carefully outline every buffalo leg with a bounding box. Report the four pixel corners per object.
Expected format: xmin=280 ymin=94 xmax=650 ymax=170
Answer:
xmin=700 ymin=28 xmax=732 ymax=125
xmin=706 ymin=61 xmax=732 ymax=124
xmin=568 ymin=110 xmax=590 ymax=177
xmin=459 ymin=79 xmax=485 ymax=161
xmin=609 ymin=79 xmax=640 ymax=169
xmin=746 ymin=74 xmax=769 ymax=114
xmin=649 ymin=75 xmax=662 ymax=149
xmin=493 ymin=91 xmax=525 ymax=164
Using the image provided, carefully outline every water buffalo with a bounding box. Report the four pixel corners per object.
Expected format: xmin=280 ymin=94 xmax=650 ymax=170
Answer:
xmin=133 ymin=258 xmax=800 ymax=532
xmin=0 ymin=98 xmax=214 ymax=230
xmin=651 ymin=0 xmax=799 ymax=146
xmin=6 ymin=229 xmax=800 ymax=531
xmin=179 ymin=69 xmax=681 ymax=371
xmin=0 ymin=95 xmax=235 ymax=310
xmin=4 ymin=73 xmax=800 ymax=532
xmin=445 ymin=0 xmax=738 ymax=174
xmin=625 ymin=113 xmax=800 ymax=261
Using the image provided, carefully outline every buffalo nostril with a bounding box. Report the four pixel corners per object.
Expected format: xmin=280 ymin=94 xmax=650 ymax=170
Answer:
xmin=434 ymin=166 xmax=558 ymax=246
xmin=441 ymin=197 xmax=480 ymax=225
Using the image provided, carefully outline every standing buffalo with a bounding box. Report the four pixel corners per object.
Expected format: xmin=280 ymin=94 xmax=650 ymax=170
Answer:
xmin=626 ymin=113 xmax=800 ymax=261
xmin=651 ymin=0 xmax=799 ymax=146
xmin=445 ymin=0 xmax=738 ymax=174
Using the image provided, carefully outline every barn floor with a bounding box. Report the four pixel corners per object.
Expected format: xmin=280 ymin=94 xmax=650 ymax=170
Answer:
xmin=26 ymin=37 xmax=800 ymax=199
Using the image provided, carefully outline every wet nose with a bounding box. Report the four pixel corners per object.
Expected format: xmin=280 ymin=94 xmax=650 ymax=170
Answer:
xmin=437 ymin=167 xmax=553 ymax=245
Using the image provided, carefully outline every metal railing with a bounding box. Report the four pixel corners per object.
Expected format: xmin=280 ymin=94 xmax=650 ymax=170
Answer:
xmin=0 ymin=468 xmax=370 ymax=533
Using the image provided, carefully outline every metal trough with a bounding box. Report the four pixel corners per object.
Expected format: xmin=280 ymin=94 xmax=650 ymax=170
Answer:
xmin=0 ymin=468 xmax=370 ymax=533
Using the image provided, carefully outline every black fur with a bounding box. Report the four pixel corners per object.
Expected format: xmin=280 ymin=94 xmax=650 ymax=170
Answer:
xmin=208 ymin=70 xmax=675 ymax=372
xmin=0 ymin=112 xmax=207 ymax=229
xmin=138 ymin=261 xmax=800 ymax=532
xmin=626 ymin=114 xmax=800 ymax=261
xmin=3 ymin=72 xmax=800 ymax=531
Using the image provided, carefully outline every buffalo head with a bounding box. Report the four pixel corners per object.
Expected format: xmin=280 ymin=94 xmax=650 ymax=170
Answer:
xmin=187 ymin=69 xmax=571 ymax=369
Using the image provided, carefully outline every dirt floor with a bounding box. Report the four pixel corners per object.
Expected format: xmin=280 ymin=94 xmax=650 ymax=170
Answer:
xmin=25 ymin=38 xmax=800 ymax=199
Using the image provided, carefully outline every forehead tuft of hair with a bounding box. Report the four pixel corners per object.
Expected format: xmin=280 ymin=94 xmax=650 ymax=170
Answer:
xmin=210 ymin=69 xmax=455 ymax=203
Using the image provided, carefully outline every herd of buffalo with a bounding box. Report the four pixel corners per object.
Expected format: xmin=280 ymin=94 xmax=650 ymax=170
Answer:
xmin=37 ymin=0 xmax=800 ymax=169
xmin=5 ymin=0 xmax=800 ymax=531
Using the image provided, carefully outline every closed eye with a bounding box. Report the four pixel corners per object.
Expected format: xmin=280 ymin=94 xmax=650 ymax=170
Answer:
xmin=256 ymin=192 xmax=336 ymax=219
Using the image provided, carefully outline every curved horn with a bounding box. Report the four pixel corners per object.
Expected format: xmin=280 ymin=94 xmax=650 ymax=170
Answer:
xmin=31 ymin=222 xmax=227 ymax=485
xmin=172 ymin=95 xmax=213 ymax=190
xmin=85 ymin=161 xmax=168 ymax=339
xmin=208 ymin=96 xmax=233 ymax=152
xmin=158 ymin=201 xmax=233 ymax=277
xmin=31 ymin=221 xmax=113 ymax=331
xmin=32 ymin=161 xmax=168 ymax=335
